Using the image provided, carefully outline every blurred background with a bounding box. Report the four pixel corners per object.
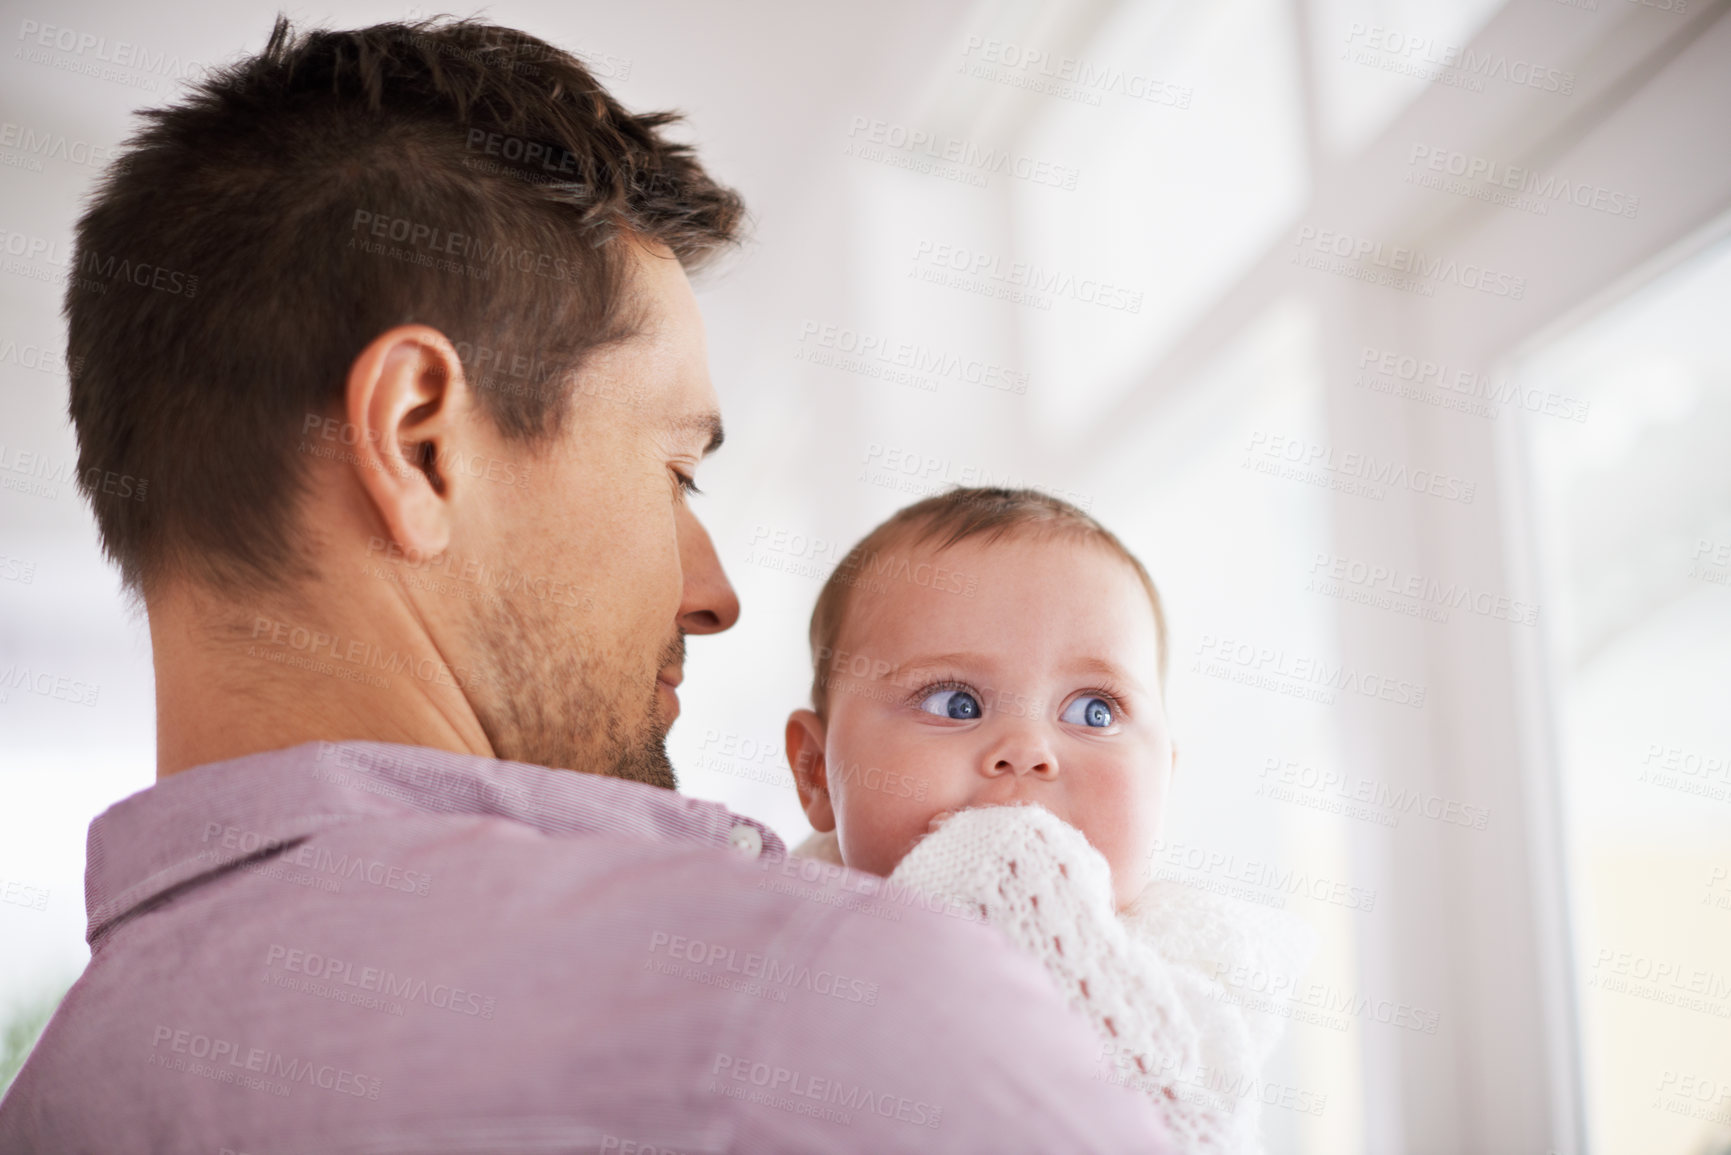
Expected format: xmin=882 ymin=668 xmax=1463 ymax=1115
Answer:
xmin=2 ymin=0 xmax=1729 ymax=1151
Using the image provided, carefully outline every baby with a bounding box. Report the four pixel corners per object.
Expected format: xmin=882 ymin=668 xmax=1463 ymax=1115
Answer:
xmin=784 ymin=487 xmax=1309 ymax=1154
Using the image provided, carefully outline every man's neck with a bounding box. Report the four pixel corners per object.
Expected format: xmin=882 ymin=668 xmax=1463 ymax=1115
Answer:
xmin=148 ymin=578 xmax=495 ymax=779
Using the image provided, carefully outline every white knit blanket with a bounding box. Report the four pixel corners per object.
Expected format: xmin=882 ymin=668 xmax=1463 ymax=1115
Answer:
xmin=858 ymin=804 xmax=1316 ymax=1154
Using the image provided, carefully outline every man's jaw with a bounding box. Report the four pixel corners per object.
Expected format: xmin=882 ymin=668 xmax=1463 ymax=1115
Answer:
xmin=569 ymin=632 xmax=685 ymax=789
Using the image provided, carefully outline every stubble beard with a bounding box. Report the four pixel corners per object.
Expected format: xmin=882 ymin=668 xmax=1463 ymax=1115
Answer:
xmin=467 ymin=591 xmax=681 ymax=791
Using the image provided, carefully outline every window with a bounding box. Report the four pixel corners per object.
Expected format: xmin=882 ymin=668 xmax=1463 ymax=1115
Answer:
xmin=1517 ymin=225 xmax=1731 ymax=1155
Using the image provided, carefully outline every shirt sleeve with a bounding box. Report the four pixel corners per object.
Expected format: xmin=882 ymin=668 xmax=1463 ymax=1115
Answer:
xmin=887 ymin=803 xmax=1313 ymax=1155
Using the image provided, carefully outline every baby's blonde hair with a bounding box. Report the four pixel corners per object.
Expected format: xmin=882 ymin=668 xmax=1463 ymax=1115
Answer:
xmin=807 ymin=487 xmax=1168 ymax=717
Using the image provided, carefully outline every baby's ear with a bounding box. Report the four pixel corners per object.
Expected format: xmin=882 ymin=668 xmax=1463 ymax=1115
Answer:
xmin=785 ymin=709 xmax=835 ymax=831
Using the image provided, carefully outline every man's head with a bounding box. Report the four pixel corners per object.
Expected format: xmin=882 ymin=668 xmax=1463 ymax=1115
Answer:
xmin=785 ymin=489 xmax=1175 ymax=910
xmin=69 ymin=18 xmax=745 ymax=785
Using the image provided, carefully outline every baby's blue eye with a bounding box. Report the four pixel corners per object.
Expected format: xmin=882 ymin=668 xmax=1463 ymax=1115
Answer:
xmin=919 ymin=688 xmax=982 ymax=720
xmin=1061 ymin=696 xmax=1114 ymax=728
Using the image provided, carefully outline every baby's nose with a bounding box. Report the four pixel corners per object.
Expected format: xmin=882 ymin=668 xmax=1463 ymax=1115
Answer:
xmin=982 ymin=721 xmax=1061 ymax=779
xmin=988 ymin=744 xmax=1059 ymax=778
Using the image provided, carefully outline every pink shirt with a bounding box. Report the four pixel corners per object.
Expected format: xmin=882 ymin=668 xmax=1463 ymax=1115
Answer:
xmin=0 ymin=740 xmax=1169 ymax=1153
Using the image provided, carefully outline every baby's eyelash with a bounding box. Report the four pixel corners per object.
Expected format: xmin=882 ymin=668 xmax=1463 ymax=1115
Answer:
xmin=1074 ymin=685 xmax=1130 ymax=719
xmin=908 ymin=680 xmax=1129 ymax=722
xmin=908 ymin=678 xmax=978 ymax=705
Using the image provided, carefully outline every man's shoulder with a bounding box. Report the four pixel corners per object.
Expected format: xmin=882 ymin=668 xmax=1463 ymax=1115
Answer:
xmin=384 ymin=814 xmax=1025 ymax=964
xmin=175 ymin=808 xmax=1074 ymax=1035
xmin=9 ymin=809 xmax=1168 ymax=1153
xmin=290 ymin=809 xmax=1003 ymax=963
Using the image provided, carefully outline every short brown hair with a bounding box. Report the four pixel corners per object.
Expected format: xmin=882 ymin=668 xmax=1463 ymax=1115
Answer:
xmin=807 ymin=487 xmax=1169 ymax=716
xmin=67 ymin=16 xmax=744 ymax=596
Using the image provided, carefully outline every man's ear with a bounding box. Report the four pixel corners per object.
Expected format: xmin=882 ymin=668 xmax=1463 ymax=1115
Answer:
xmin=342 ymin=325 xmax=470 ymax=560
xmin=785 ymin=709 xmax=834 ymax=833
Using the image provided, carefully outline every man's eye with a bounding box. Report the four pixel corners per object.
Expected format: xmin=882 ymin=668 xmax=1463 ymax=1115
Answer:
xmin=673 ymin=470 xmax=702 ymax=496
xmin=1060 ymin=696 xmax=1114 ymax=728
xmin=918 ymin=688 xmax=982 ymax=720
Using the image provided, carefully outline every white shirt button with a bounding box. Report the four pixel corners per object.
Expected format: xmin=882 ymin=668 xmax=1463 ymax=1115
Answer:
xmin=727 ymin=823 xmax=763 ymax=858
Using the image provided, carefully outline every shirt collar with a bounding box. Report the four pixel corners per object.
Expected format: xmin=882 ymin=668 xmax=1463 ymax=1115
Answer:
xmin=85 ymin=739 xmax=786 ymax=949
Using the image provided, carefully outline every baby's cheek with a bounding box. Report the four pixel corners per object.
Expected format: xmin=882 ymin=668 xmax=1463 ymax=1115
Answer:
xmin=1073 ymin=786 xmax=1159 ymax=894
xmin=835 ymin=789 xmax=925 ymax=876
xmin=839 ymin=819 xmax=914 ymax=878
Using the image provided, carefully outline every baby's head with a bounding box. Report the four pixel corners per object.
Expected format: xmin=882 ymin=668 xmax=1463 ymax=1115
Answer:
xmin=785 ymin=487 xmax=1174 ymax=910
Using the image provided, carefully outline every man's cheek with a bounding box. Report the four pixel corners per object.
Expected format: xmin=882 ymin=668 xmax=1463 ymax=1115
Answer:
xmin=622 ymin=505 xmax=687 ymax=626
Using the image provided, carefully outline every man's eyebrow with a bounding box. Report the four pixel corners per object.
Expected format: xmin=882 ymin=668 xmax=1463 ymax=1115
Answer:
xmin=671 ymin=411 xmax=725 ymax=456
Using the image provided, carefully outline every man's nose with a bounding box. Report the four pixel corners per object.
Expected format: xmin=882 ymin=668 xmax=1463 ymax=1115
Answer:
xmin=676 ymin=507 xmax=740 ymax=634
